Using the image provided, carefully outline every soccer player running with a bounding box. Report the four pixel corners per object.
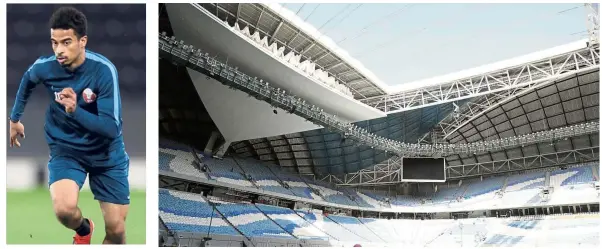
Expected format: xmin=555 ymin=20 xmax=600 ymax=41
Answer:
xmin=9 ymin=7 xmax=130 ymax=244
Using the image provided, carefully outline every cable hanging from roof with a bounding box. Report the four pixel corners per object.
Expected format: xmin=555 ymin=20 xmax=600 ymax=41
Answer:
xmin=351 ymin=4 xmax=476 ymax=58
xmin=303 ymin=4 xmax=321 ymax=22
xmin=336 ymin=4 xmax=414 ymax=45
xmin=320 ymin=4 xmax=364 ymax=36
xmin=295 ymin=3 xmax=305 ymax=15
xmin=316 ymin=4 xmax=352 ymax=32
xmin=308 ymin=4 xmax=359 ymax=48
xmin=353 ymin=4 xmax=584 ymax=59
xmin=159 ymin=33 xmax=599 ymax=158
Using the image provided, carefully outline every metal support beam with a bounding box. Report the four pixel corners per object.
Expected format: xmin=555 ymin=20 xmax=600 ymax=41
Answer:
xmin=300 ymin=43 xmax=316 ymax=55
xmin=325 ymin=61 xmax=345 ymax=71
xmin=360 ymin=46 xmax=600 ymax=113
xmin=438 ymin=68 xmax=597 ymax=139
xmin=200 ymin=3 xmax=385 ymax=99
xmin=337 ymin=69 xmax=356 ymax=77
xmin=256 ymin=6 xmax=264 ymax=28
xmin=332 ymin=146 xmax=598 ymax=186
xmin=329 ymin=157 xmax=403 ymax=186
xmin=269 ymin=21 xmax=284 ymax=44
xmin=160 ymin=35 xmax=599 ymax=158
xmin=446 ymin=147 xmax=599 ymax=179
xmin=236 ymin=3 xmax=241 ymax=22
xmin=313 ymin=51 xmax=331 ymax=62
xmin=160 ymin=35 xmax=402 ymax=156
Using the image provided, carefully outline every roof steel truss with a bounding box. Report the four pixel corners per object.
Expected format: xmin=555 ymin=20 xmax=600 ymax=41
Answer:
xmin=438 ymin=70 xmax=599 ymax=139
xmin=201 ymin=3 xmax=386 ymax=98
xmin=328 ymin=147 xmax=598 ymax=186
xmin=160 ymin=35 xmax=598 ymax=158
xmin=446 ymin=146 xmax=599 ymax=179
xmin=361 ymin=46 xmax=600 ymax=113
xmin=322 ymin=157 xmax=403 ymax=186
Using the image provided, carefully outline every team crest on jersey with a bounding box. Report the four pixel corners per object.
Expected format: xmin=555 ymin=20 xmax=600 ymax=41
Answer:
xmin=82 ymin=88 xmax=97 ymax=104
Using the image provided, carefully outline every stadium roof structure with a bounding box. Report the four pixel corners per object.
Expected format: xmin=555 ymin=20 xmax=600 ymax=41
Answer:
xmin=444 ymin=70 xmax=599 ymax=178
xmin=160 ymin=3 xmax=600 ymax=185
xmin=197 ymin=2 xmax=599 ymax=115
xmin=225 ymin=47 xmax=600 ymax=182
xmin=321 ymin=69 xmax=599 ymax=185
xmin=230 ymin=102 xmax=460 ymax=176
xmin=362 ymin=40 xmax=599 ymax=113
xmin=167 ymin=3 xmax=385 ymax=123
xmin=198 ymin=2 xmax=388 ymax=99
xmin=223 ymin=39 xmax=600 ymax=181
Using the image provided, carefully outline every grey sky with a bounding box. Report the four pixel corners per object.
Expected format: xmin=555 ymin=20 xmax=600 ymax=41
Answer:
xmin=282 ymin=3 xmax=589 ymax=86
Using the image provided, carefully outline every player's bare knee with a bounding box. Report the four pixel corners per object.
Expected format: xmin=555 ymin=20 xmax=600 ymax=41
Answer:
xmin=50 ymin=179 xmax=80 ymax=226
xmin=106 ymin=225 xmax=125 ymax=237
xmin=105 ymin=222 xmax=126 ymax=244
xmin=53 ymin=203 xmax=78 ymax=226
xmin=100 ymin=202 xmax=129 ymax=243
xmin=105 ymin=214 xmax=126 ymax=233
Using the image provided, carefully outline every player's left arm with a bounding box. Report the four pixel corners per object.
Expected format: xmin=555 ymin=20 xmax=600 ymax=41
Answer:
xmin=68 ymin=65 xmax=122 ymax=139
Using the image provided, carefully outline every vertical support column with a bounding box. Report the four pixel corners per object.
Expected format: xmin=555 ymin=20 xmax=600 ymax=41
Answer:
xmin=585 ymin=3 xmax=600 ymax=46
xmin=204 ymin=131 xmax=220 ymax=155
xmin=215 ymin=140 xmax=232 ymax=158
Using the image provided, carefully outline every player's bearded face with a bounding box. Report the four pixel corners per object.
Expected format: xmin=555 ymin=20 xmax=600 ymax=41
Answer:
xmin=50 ymin=29 xmax=87 ymax=67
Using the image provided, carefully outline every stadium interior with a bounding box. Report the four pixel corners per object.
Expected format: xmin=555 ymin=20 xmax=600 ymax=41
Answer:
xmin=158 ymin=3 xmax=600 ymax=247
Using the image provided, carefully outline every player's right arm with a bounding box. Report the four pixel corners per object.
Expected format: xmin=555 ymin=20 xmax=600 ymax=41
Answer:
xmin=9 ymin=58 xmax=44 ymax=147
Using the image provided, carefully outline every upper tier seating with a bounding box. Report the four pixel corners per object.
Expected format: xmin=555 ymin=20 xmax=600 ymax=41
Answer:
xmin=203 ymin=157 xmax=255 ymax=187
xmin=234 ymin=158 xmax=296 ymax=196
xmin=159 ymin=148 xmax=206 ymax=179
xmin=463 ymin=176 xmax=505 ymax=199
xmin=505 ymin=171 xmax=546 ymax=192
xmin=550 ymin=165 xmax=595 ymax=187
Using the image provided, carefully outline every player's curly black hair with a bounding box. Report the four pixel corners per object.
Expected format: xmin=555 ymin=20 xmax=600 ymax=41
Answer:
xmin=48 ymin=6 xmax=87 ymax=38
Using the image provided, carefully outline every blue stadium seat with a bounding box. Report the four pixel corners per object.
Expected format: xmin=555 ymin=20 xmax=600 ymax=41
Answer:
xmin=158 ymin=189 xmax=239 ymax=236
xmin=256 ymin=204 xmax=330 ymax=240
xmin=216 ymin=202 xmax=293 ymax=238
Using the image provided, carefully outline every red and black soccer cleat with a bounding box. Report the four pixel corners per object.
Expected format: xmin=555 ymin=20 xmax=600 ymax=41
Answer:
xmin=73 ymin=219 xmax=95 ymax=244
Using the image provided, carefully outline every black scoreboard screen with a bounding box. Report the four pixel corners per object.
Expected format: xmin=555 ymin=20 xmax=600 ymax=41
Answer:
xmin=402 ymin=157 xmax=446 ymax=182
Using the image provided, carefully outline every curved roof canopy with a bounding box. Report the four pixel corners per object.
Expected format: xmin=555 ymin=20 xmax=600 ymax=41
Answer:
xmin=444 ymin=70 xmax=599 ymax=176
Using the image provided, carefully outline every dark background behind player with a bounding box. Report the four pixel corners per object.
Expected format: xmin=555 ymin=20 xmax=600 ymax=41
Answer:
xmin=6 ymin=4 xmax=146 ymax=244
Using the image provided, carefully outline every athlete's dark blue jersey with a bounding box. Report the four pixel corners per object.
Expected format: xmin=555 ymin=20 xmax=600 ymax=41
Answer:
xmin=10 ymin=50 xmax=128 ymax=167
